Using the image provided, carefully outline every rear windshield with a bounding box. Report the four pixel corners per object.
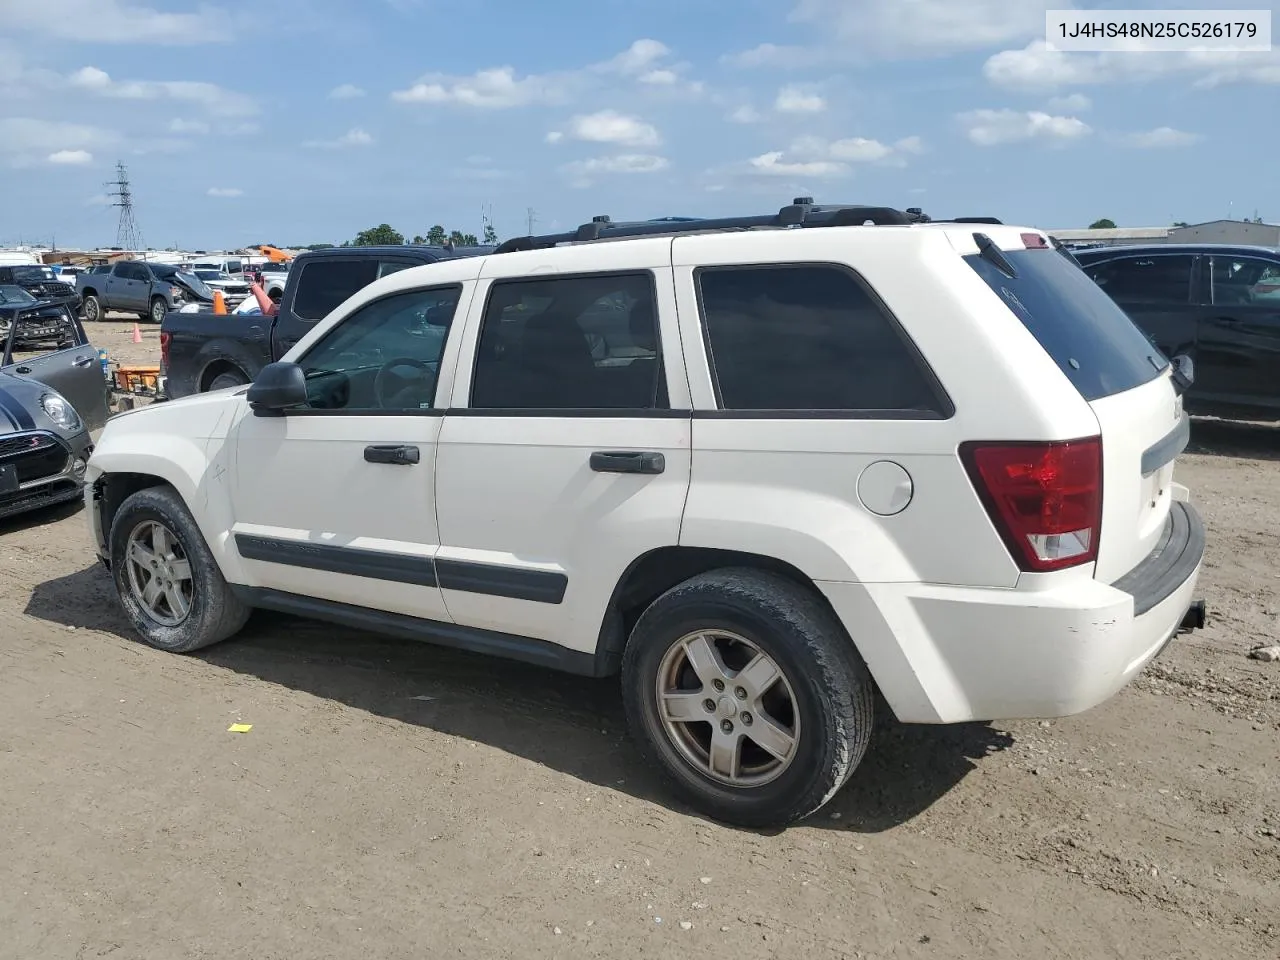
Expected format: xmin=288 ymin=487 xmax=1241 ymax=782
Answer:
xmin=964 ymin=248 xmax=1168 ymax=401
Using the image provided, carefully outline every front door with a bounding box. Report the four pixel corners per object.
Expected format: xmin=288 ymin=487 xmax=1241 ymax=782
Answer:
xmin=1197 ymin=254 xmax=1280 ymax=415
xmin=1082 ymin=252 xmax=1200 ymax=361
xmin=433 ymin=252 xmax=693 ymax=659
xmin=1 ymin=306 xmax=108 ymax=431
xmin=226 ymin=283 xmax=470 ymax=622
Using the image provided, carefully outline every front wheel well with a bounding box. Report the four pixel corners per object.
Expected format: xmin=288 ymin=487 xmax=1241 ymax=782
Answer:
xmin=594 ymin=546 xmax=837 ymax=676
xmin=199 ymin=359 xmax=250 ymax=392
xmin=94 ymin=473 xmax=170 ymax=549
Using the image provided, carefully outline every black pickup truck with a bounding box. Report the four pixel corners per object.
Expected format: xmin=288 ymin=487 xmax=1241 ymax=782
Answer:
xmin=160 ymin=244 xmax=492 ymax=398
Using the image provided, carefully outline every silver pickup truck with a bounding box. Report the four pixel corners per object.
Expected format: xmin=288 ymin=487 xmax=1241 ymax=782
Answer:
xmin=76 ymin=261 xmax=213 ymax=324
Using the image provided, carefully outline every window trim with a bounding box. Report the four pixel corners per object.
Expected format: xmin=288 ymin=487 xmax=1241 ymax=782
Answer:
xmin=463 ymin=268 xmax=673 ymax=417
xmin=282 ymin=283 xmax=464 ymax=418
xmin=691 ymin=261 xmax=954 ymax=420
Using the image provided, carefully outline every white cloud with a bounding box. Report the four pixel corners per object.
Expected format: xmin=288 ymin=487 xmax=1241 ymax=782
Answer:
xmin=894 ymin=135 xmax=926 ymax=154
xmin=48 ymin=149 xmax=92 ymax=165
xmin=639 ymin=69 xmax=678 ymax=85
xmin=775 ymin=85 xmax=826 ymax=113
xmin=207 ymin=187 xmax=244 ymax=198
xmin=826 ymin=137 xmax=893 ymax=161
xmin=1046 ymin=92 xmax=1091 ymax=112
xmin=601 ymin=39 xmax=672 ymax=75
xmin=567 ymin=110 xmax=660 ymax=147
xmin=303 ymin=127 xmax=374 ymax=149
xmin=726 ymin=0 xmax=1059 ymax=64
xmin=392 ymin=66 xmax=563 ymax=108
xmin=1119 ymin=127 xmax=1202 ymax=149
xmin=728 ymin=105 xmax=763 ymax=124
xmin=958 ymin=107 xmax=1091 ymax=146
xmin=985 ymin=41 xmax=1280 ymax=89
xmin=329 ymin=84 xmax=366 ymax=100
xmin=67 ymin=66 xmax=257 ymax=116
xmin=545 ymin=130 xmax=564 ymax=144
xmin=721 ymin=43 xmax=810 ymax=69
xmin=0 ymin=118 xmax=113 ymax=166
xmin=0 ymin=0 xmax=231 ymax=44
xmin=563 ymin=153 xmax=669 ymax=185
xmin=749 ymin=151 xmax=848 ymax=178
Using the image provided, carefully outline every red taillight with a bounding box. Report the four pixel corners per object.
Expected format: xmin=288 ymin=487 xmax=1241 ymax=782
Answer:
xmin=960 ymin=437 xmax=1103 ymax=573
xmin=1020 ymin=232 xmax=1048 ymax=249
xmin=159 ymin=330 xmax=171 ymax=369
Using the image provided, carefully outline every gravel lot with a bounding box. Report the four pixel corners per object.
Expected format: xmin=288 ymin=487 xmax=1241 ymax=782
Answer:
xmin=1 ymin=320 xmax=1277 ymax=959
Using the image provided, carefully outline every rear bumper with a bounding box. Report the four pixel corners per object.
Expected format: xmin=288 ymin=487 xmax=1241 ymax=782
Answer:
xmin=818 ymin=501 xmax=1206 ymax=724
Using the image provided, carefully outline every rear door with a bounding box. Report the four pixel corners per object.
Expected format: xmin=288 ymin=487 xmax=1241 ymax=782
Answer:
xmin=432 ymin=239 xmax=692 ymax=659
xmin=964 ymin=237 xmax=1183 ymax=583
xmin=1197 ymin=254 xmax=1280 ymax=414
xmin=1 ymin=308 xmax=108 ymax=431
xmin=1080 ymin=252 xmax=1201 ymax=360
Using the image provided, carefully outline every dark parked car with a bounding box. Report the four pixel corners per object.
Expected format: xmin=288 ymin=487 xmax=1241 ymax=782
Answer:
xmin=0 ymin=263 xmax=81 ymax=316
xmin=1074 ymin=244 xmax=1280 ymax=422
xmin=1 ymin=293 xmax=110 ymax=521
xmin=160 ymin=243 xmax=492 ymax=397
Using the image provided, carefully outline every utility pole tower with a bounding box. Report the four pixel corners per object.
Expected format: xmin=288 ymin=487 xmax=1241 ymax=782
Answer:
xmin=105 ymin=161 xmax=144 ymax=254
xmin=526 ymin=206 xmax=538 ymax=236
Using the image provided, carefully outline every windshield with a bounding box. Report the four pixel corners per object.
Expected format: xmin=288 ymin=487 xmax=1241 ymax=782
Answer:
xmin=0 ymin=284 xmax=38 ymax=305
xmin=194 ymin=270 xmax=224 ymax=280
xmin=965 ymin=247 xmax=1168 ymax=402
xmin=10 ymin=265 xmax=55 ymax=283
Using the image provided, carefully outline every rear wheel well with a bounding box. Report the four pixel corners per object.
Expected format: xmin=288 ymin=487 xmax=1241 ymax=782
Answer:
xmin=81 ymin=287 xmax=99 ymax=299
xmin=199 ymin=359 xmax=250 ymax=392
xmin=595 ymin=546 xmax=837 ymax=676
xmin=94 ymin=473 xmax=170 ymax=549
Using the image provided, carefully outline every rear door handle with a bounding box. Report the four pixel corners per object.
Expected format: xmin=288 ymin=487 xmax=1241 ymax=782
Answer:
xmin=13 ymin=365 xmax=32 ymax=374
xmin=590 ymin=451 xmax=665 ymax=475
xmin=364 ymin=444 xmax=420 ymax=465
xmin=72 ymin=355 xmax=94 ymax=367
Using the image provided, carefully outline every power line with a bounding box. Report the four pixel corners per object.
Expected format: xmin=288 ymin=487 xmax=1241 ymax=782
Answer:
xmin=105 ymin=160 xmax=144 ymax=254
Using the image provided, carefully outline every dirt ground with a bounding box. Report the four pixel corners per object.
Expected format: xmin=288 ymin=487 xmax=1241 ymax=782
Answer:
xmin=1 ymin=322 xmax=1277 ymax=959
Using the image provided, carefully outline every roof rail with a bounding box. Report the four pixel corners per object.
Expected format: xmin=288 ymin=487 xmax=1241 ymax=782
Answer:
xmin=492 ymin=199 xmax=975 ymax=254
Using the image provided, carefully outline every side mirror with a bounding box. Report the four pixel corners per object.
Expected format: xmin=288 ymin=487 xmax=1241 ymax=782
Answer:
xmin=1170 ymin=354 xmax=1194 ymax=396
xmin=246 ymin=362 xmax=307 ymax=415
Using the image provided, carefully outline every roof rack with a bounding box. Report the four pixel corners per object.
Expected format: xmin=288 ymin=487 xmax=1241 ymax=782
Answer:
xmin=492 ymin=199 xmax=1003 ymax=254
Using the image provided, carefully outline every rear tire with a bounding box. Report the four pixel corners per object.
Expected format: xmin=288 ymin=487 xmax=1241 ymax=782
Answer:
xmin=622 ymin=568 xmax=874 ymax=828
xmin=208 ymin=370 xmax=249 ymax=391
xmin=149 ymin=297 xmax=167 ymax=324
xmin=109 ymin=486 xmax=250 ymax=653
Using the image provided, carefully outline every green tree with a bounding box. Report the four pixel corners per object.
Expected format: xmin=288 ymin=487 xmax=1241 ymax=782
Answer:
xmin=1172 ymin=221 xmax=1189 ymax=228
xmin=483 ymin=222 xmax=499 ymax=244
xmin=352 ymin=223 xmax=404 ymax=246
xmin=1088 ymin=218 xmax=1116 ymax=229
xmin=426 ymin=225 xmax=447 ymax=245
xmin=448 ymin=229 xmax=479 ymax=246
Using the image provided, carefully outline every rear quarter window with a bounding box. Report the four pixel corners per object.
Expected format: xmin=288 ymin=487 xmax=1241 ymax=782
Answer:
xmin=965 ymin=249 xmax=1167 ymax=402
xmin=292 ymin=259 xmax=380 ymax=322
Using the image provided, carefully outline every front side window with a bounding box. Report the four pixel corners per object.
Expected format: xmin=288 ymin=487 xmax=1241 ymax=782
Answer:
xmin=470 ymin=272 xmax=664 ymax=410
xmin=292 ymin=259 xmax=380 ymax=321
xmin=1085 ymin=255 xmax=1194 ymax=305
xmin=1211 ymin=256 xmax=1280 ymax=305
xmin=298 ymin=287 xmax=461 ymax=412
xmin=696 ymin=264 xmax=946 ymax=414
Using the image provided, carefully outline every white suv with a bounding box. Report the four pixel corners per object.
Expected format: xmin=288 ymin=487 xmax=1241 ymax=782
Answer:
xmin=84 ymin=201 xmax=1206 ymax=827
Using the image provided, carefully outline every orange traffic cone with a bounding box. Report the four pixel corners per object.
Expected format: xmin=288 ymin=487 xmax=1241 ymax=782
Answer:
xmin=213 ymin=291 xmax=227 ymax=315
xmin=131 ymin=322 xmax=142 ymax=344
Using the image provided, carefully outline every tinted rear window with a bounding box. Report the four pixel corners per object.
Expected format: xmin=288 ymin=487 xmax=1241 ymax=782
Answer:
xmin=964 ymin=248 xmax=1167 ymax=402
xmin=292 ymin=259 xmax=379 ymax=321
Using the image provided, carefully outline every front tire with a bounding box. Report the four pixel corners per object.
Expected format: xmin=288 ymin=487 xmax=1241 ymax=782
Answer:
xmin=622 ymin=568 xmax=874 ymax=828
xmin=109 ymin=486 xmax=250 ymax=653
xmin=82 ymin=294 xmax=101 ymax=323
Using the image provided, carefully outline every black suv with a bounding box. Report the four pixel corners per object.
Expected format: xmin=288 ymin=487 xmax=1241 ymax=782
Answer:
xmin=1074 ymin=244 xmax=1280 ymax=422
xmin=0 ymin=263 xmax=81 ymax=316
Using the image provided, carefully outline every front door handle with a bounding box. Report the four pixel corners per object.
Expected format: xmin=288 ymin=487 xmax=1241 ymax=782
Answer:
xmin=72 ymin=355 xmax=94 ymax=367
xmin=590 ymin=451 xmax=665 ymax=475
xmin=364 ymin=444 xmax=420 ymax=465
xmin=13 ymin=365 xmax=31 ymax=374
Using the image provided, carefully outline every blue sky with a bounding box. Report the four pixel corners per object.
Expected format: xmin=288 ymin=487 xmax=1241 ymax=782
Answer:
xmin=2 ymin=0 xmax=1277 ymax=249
